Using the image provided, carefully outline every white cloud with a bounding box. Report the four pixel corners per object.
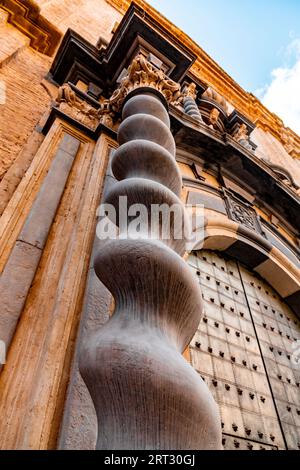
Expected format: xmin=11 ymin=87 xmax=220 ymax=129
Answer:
xmin=259 ymin=39 xmax=300 ymax=136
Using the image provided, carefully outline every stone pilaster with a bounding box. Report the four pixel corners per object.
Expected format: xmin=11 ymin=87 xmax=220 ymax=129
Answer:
xmin=0 ymin=134 xmax=80 ymax=350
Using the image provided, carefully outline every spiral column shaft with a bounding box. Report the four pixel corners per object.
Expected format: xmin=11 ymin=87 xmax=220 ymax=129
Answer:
xmin=79 ymin=88 xmax=222 ymax=449
xmin=183 ymin=95 xmax=204 ymax=123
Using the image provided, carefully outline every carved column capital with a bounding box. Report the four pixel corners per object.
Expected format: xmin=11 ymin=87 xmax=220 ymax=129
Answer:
xmin=108 ymin=53 xmax=182 ymax=112
xmin=182 ymin=82 xmax=198 ymax=100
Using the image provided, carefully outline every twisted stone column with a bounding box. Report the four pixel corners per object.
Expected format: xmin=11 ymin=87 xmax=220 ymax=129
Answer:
xmin=183 ymin=95 xmax=204 ymax=123
xmin=182 ymin=82 xmax=203 ymax=124
xmin=79 ymin=87 xmax=221 ymax=449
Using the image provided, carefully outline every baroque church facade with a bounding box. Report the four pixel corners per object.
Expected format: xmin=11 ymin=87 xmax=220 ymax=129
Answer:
xmin=0 ymin=0 xmax=300 ymax=450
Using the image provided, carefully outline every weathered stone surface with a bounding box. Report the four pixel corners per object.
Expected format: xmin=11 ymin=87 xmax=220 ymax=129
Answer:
xmin=1 ymin=0 xmax=62 ymax=56
xmin=0 ymin=0 xmax=121 ymax=183
xmin=0 ymin=10 xmax=30 ymax=66
xmin=0 ymin=240 xmax=41 ymax=346
xmin=58 ymin=149 xmax=117 ymax=449
xmin=0 ymin=130 xmax=44 ymax=216
xmin=0 ymin=130 xmax=112 ymax=450
xmin=19 ymin=134 xmax=80 ymax=249
xmin=252 ymin=127 xmax=300 ymax=186
xmin=0 ymin=133 xmax=79 ymax=350
xmin=35 ymin=0 xmax=122 ymax=46
xmin=58 ymin=237 xmax=112 ymax=450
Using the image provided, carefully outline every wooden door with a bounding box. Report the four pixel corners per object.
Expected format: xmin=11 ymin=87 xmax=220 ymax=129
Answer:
xmin=188 ymin=250 xmax=300 ymax=450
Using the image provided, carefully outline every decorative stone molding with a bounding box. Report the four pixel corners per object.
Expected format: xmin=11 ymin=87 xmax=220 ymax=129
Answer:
xmin=0 ymin=122 xmax=110 ymax=450
xmin=1 ymin=0 xmax=62 ymax=56
xmin=224 ymin=190 xmax=264 ymax=236
xmin=280 ymin=127 xmax=295 ymax=156
xmin=79 ymin=83 xmax=222 ymax=449
xmin=269 ymin=163 xmax=300 ymax=196
xmin=55 ymin=83 xmax=115 ymax=130
xmin=202 ymin=87 xmax=229 ymax=114
xmin=198 ymin=90 xmax=228 ymax=132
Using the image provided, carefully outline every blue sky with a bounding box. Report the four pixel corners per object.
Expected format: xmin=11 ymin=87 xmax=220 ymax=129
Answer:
xmin=147 ymin=0 xmax=300 ymax=134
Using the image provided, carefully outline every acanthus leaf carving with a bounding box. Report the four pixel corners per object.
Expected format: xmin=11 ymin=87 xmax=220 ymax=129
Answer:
xmin=108 ymin=53 xmax=182 ymax=112
xmin=182 ymin=82 xmax=198 ymax=100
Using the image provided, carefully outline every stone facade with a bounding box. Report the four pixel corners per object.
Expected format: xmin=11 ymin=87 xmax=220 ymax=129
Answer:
xmin=0 ymin=0 xmax=299 ymax=450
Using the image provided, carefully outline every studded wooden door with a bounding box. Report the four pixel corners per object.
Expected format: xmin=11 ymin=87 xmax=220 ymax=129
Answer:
xmin=188 ymin=250 xmax=300 ymax=450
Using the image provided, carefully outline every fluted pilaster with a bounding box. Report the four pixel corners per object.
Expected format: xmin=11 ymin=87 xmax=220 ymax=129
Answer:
xmin=79 ymin=84 xmax=221 ymax=449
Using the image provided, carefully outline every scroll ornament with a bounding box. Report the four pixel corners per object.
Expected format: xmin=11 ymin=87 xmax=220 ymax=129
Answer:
xmin=55 ymin=83 xmax=114 ymax=129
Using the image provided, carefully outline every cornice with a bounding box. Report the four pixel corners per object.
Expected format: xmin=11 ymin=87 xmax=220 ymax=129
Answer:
xmin=1 ymin=0 xmax=62 ymax=56
xmin=106 ymin=0 xmax=300 ymax=159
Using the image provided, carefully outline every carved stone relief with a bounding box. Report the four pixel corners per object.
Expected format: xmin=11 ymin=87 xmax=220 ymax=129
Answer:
xmin=208 ymin=108 xmax=220 ymax=129
xmin=202 ymin=87 xmax=229 ymax=114
xmin=108 ymin=53 xmax=182 ymax=112
xmin=231 ymin=123 xmax=253 ymax=150
xmin=55 ymin=83 xmax=115 ymax=130
xmin=224 ymin=191 xmax=263 ymax=235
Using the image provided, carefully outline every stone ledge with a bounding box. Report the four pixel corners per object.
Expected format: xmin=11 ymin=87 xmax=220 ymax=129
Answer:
xmin=1 ymin=0 xmax=62 ymax=56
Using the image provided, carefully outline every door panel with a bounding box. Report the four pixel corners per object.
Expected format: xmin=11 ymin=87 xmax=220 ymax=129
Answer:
xmin=188 ymin=250 xmax=300 ymax=450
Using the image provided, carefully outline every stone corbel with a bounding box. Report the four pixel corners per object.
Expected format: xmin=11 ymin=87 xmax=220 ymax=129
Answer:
xmin=202 ymin=86 xmax=229 ymax=114
xmin=198 ymin=87 xmax=228 ymax=132
xmin=280 ymin=127 xmax=295 ymax=156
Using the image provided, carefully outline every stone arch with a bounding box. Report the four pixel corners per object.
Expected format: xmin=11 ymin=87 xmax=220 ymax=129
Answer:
xmin=270 ymin=164 xmax=298 ymax=189
xmin=189 ymin=210 xmax=300 ymax=316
